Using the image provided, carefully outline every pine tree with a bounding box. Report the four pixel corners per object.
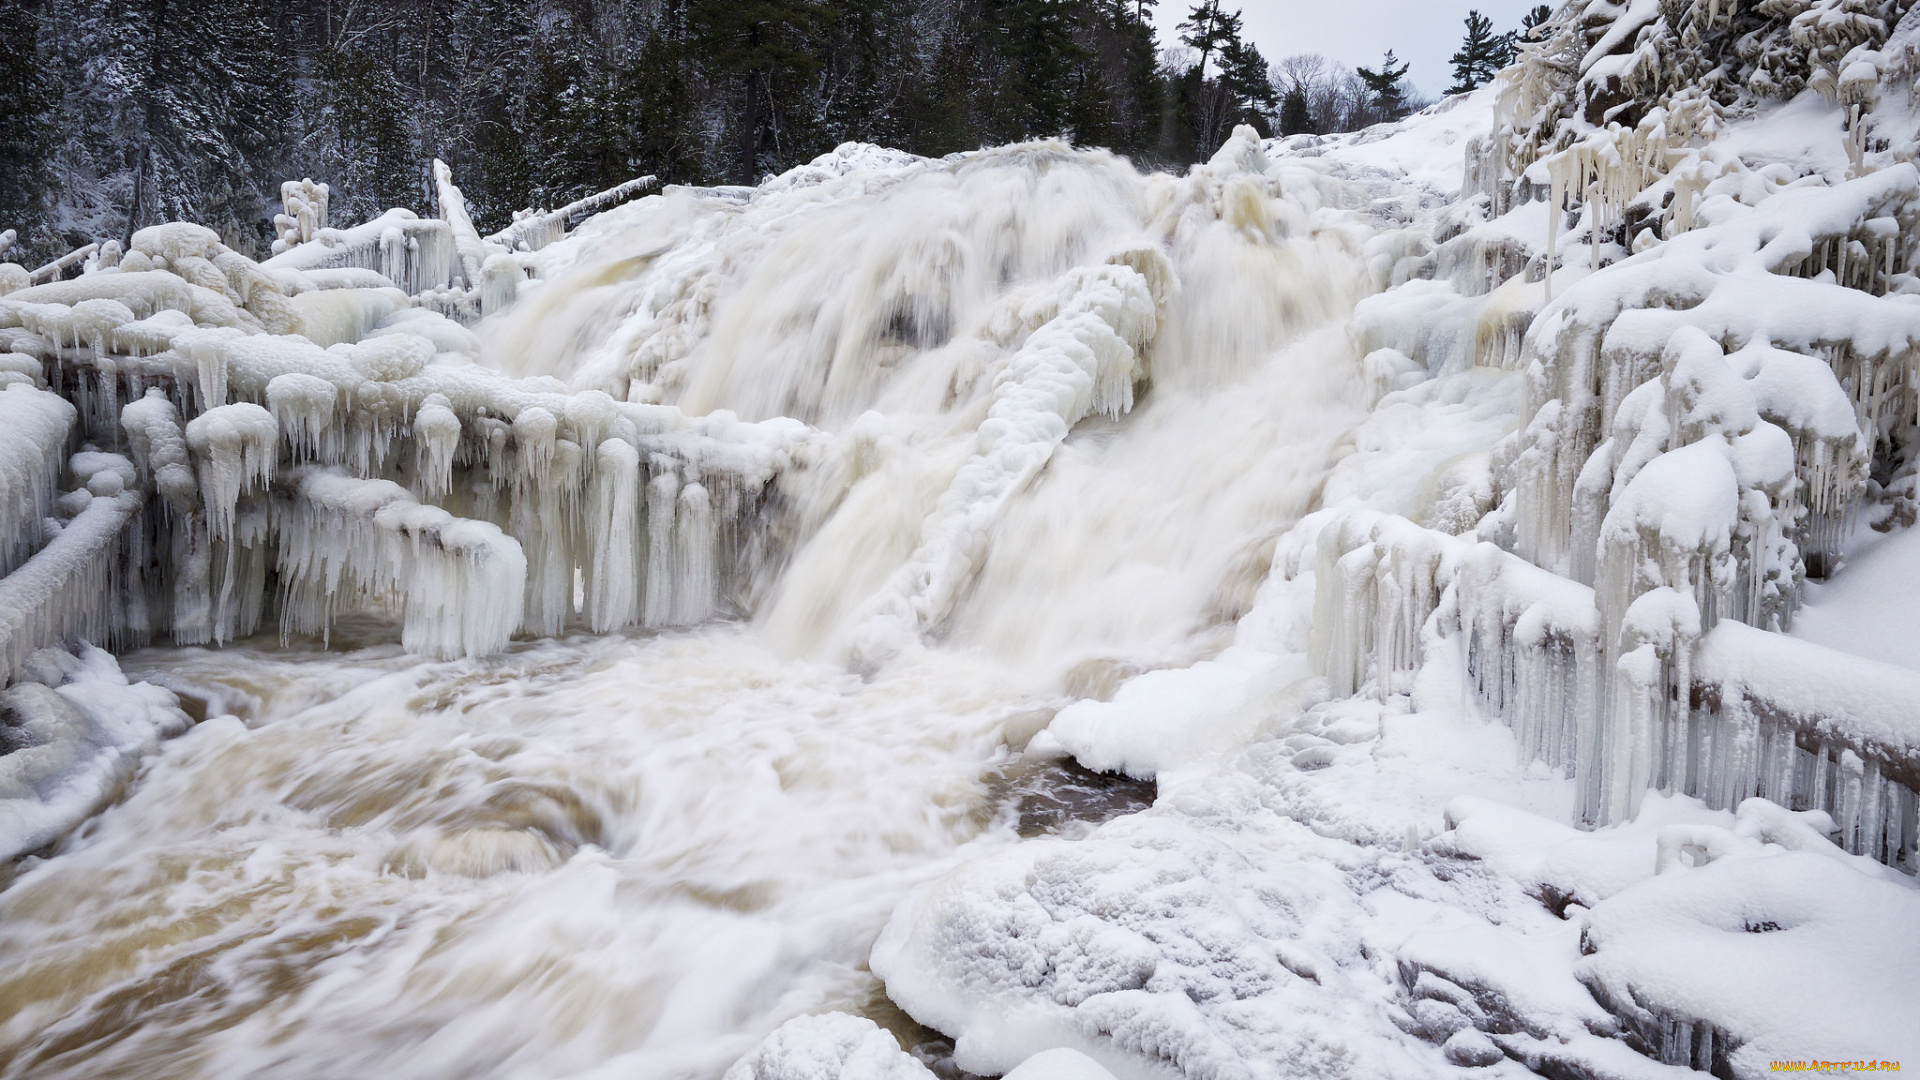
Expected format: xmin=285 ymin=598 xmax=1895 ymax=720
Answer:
xmin=63 ymin=0 xmax=300 ymax=252
xmin=321 ymin=45 xmax=423 ymax=225
xmin=1278 ymin=85 xmax=1313 ymax=136
xmin=1357 ymin=49 xmax=1411 ymax=122
xmin=987 ymin=0 xmax=1088 ymax=142
xmin=1448 ymin=10 xmax=1510 ymax=95
xmin=1521 ymin=4 xmax=1554 ymax=40
xmin=899 ymin=9 xmax=984 ymax=157
xmin=821 ymin=0 xmax=915 ymax=150
xmin=0 ymin=0 xmax=59 ymax=260
xmin=687 ymin=0 xmax=833 ymax=184
xmin=1218 ymin=37 xmax=1277 ymax=136
xmin=9 ymin=0 xmax=1273 ymax=249
xmin=1177 ymin=0 xmax=1238 ymax=71
xmin=611 ymin=28 xmax=712 ymax=188
xmin=1105 ymin=0 xmax=1167 ymax=158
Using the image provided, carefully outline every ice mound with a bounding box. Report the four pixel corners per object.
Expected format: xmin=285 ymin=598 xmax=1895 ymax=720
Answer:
xmin=0 ymin=644 xmax=190 ymax=863
xmin=724 ymin=1014 xmax=933 ymax=1080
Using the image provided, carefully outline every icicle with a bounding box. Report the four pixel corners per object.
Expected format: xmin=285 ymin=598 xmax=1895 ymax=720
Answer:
xmin=412 ymin=395 xmax=462 ymax=503
xmin=673 ymin=480 xmax=715 ymax=626
xmin=266 ymin=373 xmax=337 ymax=462
xmin=643 ymin=464 xmax=681 ymax=628
xmin=274 ymin=467 xmax=526 ymax=659
xmin=0 ymin=384 xmax=77 ymax=577
xmin=184 ymin=403 xmax=277 ymax=544
xmin=585 ymin=439 xmax=641 ymax=633
xmin=481 ymin=254 xmax=522 ymax=316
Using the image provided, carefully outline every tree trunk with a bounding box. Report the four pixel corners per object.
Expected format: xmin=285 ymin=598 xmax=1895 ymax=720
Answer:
xmin=123 ymin=145 xmax=148 ymax=247
xmin=741 ymin=66 xmax=763 ymax=184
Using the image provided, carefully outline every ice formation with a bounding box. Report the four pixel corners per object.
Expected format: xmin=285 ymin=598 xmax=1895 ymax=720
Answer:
xmin=3 ymin=2 xmax=1920 ymax=1076
xmin=0 ymin=643 xmax=190 ymax=863
xmin=0 ymin=202 xmax=811 ymax=666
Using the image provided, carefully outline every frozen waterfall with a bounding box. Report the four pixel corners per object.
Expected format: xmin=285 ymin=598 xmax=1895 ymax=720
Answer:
xmin=3 ymin=6 xmax=1920 ymax=1074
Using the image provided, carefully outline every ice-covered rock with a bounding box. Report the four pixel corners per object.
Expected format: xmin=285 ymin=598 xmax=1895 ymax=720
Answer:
xmin=0 ymin=644 xmax=190 ymax=862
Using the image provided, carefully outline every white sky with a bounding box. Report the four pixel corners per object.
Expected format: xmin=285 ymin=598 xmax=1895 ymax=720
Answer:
xmin=1151 ymin=0 xmax=1543 ymax=98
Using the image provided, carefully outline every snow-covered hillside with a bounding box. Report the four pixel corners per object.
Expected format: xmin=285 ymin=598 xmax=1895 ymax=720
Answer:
xmin=0 ymin=1 xmax=1916 ymax=1078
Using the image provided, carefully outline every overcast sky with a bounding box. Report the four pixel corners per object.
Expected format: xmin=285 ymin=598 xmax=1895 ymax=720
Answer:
xmin=1151 ymin=0 xmax=1544 ymax=98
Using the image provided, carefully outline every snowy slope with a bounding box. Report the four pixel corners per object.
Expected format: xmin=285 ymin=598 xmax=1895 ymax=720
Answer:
xmin=1793 ymin=525 xmax=1920 ymax=670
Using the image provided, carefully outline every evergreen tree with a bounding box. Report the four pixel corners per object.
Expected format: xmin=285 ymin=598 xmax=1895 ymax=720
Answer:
xmin=1278 ymin=84 xmax=1313 ymax=135
xmin=614 ymin=31 xmax=713 ymax=189
xmin=11 ymin=0 xmax=1322 ymax=252
xmin=0 ymin=0 xmax=59 ymax=260
xmin=1522 ymin=4 xmax=1554 ymax=40
xmin=1448 ymin=10 xmax=1511 ymax=95
xmin=987 ymin=0 xmax=1089 ymax=142
xmin=68 ymin=0 xmax=300 ymax=252
xmin=687 ymin=0 xmax=832 ymax=183
xmin=1176 ymin=0 xmax=1239 ymax=71
xmin=1218 ymin=37 xmax=1278 ymax=136
xmin=1101 ymin=0 xmax=1167 ymax=157
xmin=321 ymin=45 xmax=424 ymax=226
xmin=820 ymin=0 xmax=915 ymax=150
xmin=1357 ymin=49 xmax=1411 ymax=122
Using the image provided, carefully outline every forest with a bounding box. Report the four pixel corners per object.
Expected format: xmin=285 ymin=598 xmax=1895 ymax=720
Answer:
xmin=0 ymin=0 xmax=1540 ymax=263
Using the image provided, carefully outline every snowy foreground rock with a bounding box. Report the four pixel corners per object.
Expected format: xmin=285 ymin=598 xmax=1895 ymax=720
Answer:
xmin=1 ymin=0 xmax=1918 ymax=1076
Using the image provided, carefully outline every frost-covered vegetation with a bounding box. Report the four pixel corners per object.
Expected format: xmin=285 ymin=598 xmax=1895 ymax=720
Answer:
xmin=0 ymin=0 xmax=1311 ymax=265
xmin=0 ymin=0 xmax=1917 ymax=1077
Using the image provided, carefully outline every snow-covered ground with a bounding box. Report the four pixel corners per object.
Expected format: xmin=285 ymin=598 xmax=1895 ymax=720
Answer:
xmin=1794 ymin=524 xmax=1920 ymax=669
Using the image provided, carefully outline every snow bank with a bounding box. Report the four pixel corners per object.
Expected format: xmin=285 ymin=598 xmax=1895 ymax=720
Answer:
xmin=1579 ymin=836 xmax=1920 ymax=1071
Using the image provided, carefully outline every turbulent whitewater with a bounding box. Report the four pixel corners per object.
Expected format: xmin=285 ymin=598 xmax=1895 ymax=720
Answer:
xmin=3 ymin=2 xmax=1920 ymax=1077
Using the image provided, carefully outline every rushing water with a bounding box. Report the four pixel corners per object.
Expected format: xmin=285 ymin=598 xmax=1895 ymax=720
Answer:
xmin=0 ymin=136 xmax=1383 ymax=1078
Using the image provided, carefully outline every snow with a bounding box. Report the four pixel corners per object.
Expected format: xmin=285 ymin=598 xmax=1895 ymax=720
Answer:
xmin=1273 ymin=90 xmax=1498 ymax=200
xmin=723 ymin=1014 xmax=933 ymax=1080
xmin=0 ymin=644 xmax=190 ymax=862
xmin=1793 ymin=524 xmax=1920 ymax=669
xmin=1579 ymin=846 xmax=1920 ymax=1071
xmin=4 ymin=5 xmax=1920 ymax=1073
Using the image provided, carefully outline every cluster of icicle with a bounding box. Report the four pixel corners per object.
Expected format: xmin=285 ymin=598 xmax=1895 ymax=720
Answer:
xmin=1468 ymin=0 xmax=1915 ymax=227
xmin=1290 ymin=3 xmax=1920 ymax=868
xmin=0 ymin=386 xmax=146 ymax=683
xmin=0 ymin=208 xmax=814 ymax=666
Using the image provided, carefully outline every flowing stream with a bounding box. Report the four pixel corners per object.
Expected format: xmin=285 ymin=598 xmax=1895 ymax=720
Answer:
xmin=0 ymin=137 xmax=1384 ymax=1079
